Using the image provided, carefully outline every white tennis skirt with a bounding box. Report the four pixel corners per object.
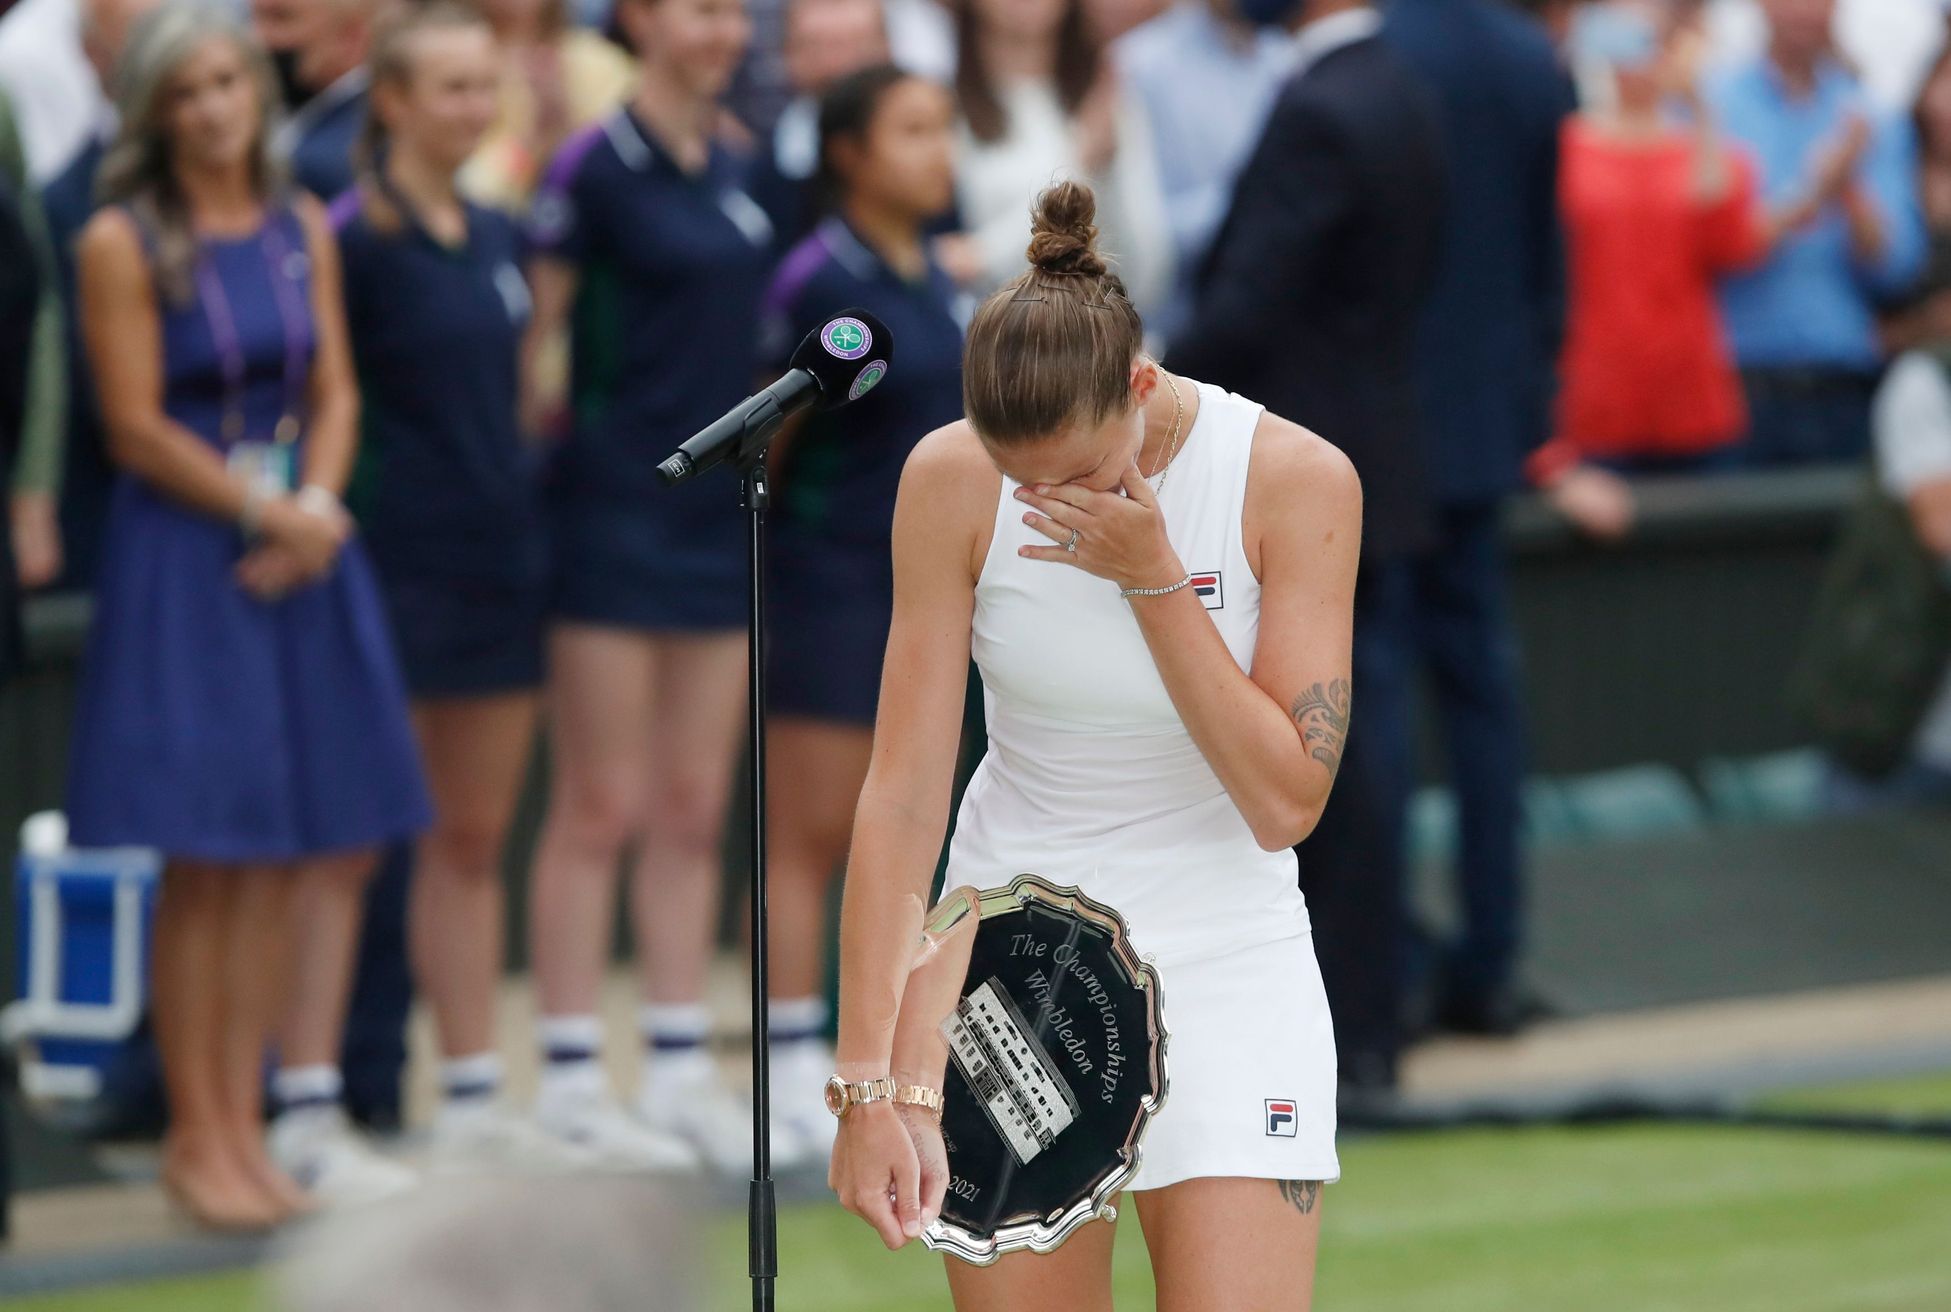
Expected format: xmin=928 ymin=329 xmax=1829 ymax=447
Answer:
xmin=1126 ymin=932 xmax=1341 ymax=1191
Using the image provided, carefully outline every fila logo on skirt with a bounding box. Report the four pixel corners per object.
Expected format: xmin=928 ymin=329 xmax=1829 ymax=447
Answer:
xmin=1191 ymin=571 xmax=1223 ymax=611
xmin=1265 ymin=1098 xmax=1298 ymax=1136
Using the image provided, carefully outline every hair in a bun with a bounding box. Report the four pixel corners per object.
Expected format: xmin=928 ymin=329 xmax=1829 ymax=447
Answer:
xmin=1025 ymin=180 xmax=1108 ymax=279
xmin=962 ymin=181 xmax=1146 ymax=448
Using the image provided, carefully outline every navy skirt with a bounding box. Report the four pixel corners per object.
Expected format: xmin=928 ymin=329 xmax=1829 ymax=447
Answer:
xmin=766 ymin=535 xmax=893 ymax=726
xmin=65 ymin=481 xmax=432 ymax=862
xmin=376 ymin=568 xmax=547 ymax=698
xmin=549 ymin=481 xmax=748 ymax=633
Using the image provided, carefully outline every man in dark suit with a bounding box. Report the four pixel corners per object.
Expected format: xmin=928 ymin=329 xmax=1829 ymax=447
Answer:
xmin=1168 ymin=0 xmax=1446 ymax=1097
xmin=1384 ymin=0 xmax=1574 ymax=1036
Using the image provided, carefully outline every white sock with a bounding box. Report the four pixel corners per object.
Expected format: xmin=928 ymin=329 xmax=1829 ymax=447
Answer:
xmin=641 ymin=1002 xmax=714 ymax=1091
xmin=273 ymin=1064 xmax=343 ymax=1117
xmin=767 ymin=996 xmax=827 ymax=1045
xmin=440 ymin=1051 xmax=504 ymax=1109
xmin=536 ymin=1015 xmax=607 ymax=1109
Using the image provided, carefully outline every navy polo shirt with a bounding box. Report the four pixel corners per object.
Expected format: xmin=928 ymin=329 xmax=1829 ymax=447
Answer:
xmin=529 ymin=108 xmax=774 ymax=503
xmin=334 ymin=191 xmax=541 ymax=585
xmin=760 ymin=216 xmax=967 ymax=548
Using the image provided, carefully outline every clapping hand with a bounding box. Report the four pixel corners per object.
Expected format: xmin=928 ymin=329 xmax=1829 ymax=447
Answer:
xmin=1779 ymin=112 xmax=1873 ymax=232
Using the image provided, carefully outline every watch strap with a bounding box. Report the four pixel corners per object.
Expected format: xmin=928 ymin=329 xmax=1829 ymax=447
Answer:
xmin=854 ymin=1076 xmax=897 ymax=1106
xmin=892 ymin=1084 xmax=944 ymax=1120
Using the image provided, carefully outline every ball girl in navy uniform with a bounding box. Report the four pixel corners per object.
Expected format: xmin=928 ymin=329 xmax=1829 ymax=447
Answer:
xmin=285 ymin=2 xmax=566 ymax=1179
xmin=523 ymin=0 xmax=776 ymax=1170
xmin=757 ymin=63 xmax=965 ymax=1157
xmin=66 ymin=5 xmax=428 ymax=1230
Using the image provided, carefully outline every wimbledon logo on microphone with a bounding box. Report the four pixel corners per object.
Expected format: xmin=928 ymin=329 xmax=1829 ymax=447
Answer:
xmin=821 ymin=316 xmax=872 ymax=360
xmin=849 ymin=360 xmax=888 ymax=401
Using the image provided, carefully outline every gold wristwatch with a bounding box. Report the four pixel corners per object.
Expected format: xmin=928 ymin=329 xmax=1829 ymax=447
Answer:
xmin=824 ymin=1075 xmax=896 ymax=1119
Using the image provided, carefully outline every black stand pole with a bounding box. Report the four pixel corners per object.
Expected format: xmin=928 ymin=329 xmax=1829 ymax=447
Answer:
xmin=740 ymin=458 xmax=777 ymax=1312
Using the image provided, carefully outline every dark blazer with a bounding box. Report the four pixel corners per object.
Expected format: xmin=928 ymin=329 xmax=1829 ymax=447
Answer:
xmin=1169 ymin=33 xmax=1446 ymax=561
xmin=42 ymin=135 xmax=111 ymax=591
xmin=1384 ymin=0 xmax=1575 ymax=504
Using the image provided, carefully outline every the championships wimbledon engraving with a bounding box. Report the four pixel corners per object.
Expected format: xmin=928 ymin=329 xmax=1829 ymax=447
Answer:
xmin=920 ymin=877 xmax=1168 ymax=1266
xmin=1014 ymin=932 xmax=1131 ymax=1105
xmin=943 ymin=978 xmax=1080 ymax=1166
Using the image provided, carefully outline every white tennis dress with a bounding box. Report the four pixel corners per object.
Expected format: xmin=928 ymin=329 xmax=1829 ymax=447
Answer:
xmin=943 ymin=380 xmax=1341 ymax=1190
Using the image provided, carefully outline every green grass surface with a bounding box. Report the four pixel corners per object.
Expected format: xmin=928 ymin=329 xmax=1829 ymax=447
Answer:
xmin=14 ymin=1110 xmax=1951 ymax=1311
xmin=3 ymin=1273 xmax=260 ymax=1311
xmin=1760 ymin=1068 xmax=1951 ymax=1116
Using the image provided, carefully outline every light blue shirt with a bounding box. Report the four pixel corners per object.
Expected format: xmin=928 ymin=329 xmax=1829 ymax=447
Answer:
xmin=1116 ymin=4 xmax=1294 ymax=345
xmin=1705 ymin=57 xmax=1926 ymax=371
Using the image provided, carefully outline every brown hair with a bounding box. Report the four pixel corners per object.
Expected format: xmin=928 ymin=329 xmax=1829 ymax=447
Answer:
xmin=354 ymin=0 xmax=493 ymax=234
xmin=814 ymin=63 xmax=915 ymax=215
xmin=962 ymin=181 xmax=1143 ymax=447
xmin=954 ymin=0 xmax=1098 ymax=145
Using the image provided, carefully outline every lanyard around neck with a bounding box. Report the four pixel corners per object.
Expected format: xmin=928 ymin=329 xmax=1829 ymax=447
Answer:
xmin=194 ymin=214 xmax=310 ymax=448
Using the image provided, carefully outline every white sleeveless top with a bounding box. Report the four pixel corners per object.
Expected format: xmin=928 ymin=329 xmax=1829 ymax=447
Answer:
xmin=944 ymin=381 xmax=1311 ymax=967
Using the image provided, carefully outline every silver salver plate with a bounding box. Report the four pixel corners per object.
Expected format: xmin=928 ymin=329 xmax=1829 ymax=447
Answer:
xmin=917 ymin=874 xmax=1169 ymax=1265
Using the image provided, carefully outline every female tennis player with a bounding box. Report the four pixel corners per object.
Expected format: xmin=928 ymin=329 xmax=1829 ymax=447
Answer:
xmin=827 ymin=180 xmax=1357 ymax=1310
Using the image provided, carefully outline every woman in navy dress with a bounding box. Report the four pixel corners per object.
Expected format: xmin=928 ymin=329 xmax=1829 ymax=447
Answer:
xmin=756 ymin=63 xmax=965 ymax=1156
xmin=267 ymin=2 xmax=566 ymax=1185
xmin=520 ymin=0 xmax=774 ymax=1170
xmin=67 ymin=5 xmax=428 ymax=1229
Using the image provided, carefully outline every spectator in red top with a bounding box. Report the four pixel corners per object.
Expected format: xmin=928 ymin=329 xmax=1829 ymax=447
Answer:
xmin=1536 ymin=0 xmax=1845 ymax=538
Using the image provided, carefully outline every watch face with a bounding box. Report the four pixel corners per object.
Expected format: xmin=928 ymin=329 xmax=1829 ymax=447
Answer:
xmin=824 ymin=1076 xmax=849 ymax=1117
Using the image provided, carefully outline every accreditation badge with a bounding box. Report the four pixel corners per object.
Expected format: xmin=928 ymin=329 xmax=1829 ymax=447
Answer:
xmin=227 ymin=441 xmax=296 ymax=498
xmin=918 ymin=876 xmax=1168 ymax=1265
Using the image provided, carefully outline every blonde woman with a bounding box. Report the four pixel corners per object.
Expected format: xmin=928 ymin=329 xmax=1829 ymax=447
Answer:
xmin=66 ymin=4 xmax=428 ymax=1229
xmin=332 ymin=1 xmax=567 ymax=1171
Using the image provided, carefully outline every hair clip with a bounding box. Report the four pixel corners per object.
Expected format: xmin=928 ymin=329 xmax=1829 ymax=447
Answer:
xmin=1008 ymin=280 xmax=1126 ymax=311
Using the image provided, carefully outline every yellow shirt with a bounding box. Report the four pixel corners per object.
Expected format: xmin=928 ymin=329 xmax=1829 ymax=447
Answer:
xmin=459 ymin=29 xmax=638 ymax=213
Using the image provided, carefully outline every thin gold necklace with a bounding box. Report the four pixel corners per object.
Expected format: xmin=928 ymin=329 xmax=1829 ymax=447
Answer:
xmin=1147 ymin=370 xmax=1187 ymax=497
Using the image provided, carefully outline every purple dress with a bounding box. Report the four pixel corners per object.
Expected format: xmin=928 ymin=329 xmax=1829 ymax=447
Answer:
xmin=65 ymin=205 xmax=430 ymax=862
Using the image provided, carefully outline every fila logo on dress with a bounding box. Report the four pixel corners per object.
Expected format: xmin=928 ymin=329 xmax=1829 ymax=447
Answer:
xmin=1265 ymin=1098 xmax=1298 ymax=1137
xmin=1192 ymin=572 xmax=1223 ymax=611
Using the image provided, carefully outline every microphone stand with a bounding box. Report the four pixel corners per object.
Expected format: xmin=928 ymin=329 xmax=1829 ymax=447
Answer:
xmin=742 ymin=450 xmax=779 ymax=1312
xmin=666 ymin=318 xmax=888 ymax=1307
xmin=660 ymin=411 xmax=785 ymax=1312
xmin=667 ymin=410 xmax=788 ymax=1312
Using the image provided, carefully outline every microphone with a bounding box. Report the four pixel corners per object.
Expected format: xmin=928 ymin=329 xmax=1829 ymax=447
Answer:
xmin=657 ymin=309 xmax=894 ymax=486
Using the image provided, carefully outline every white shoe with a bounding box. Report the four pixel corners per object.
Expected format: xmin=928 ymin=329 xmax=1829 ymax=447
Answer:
xmin=428 ymin=1100 xmax=601 ymax=1176
xmin=535 ymin=1090 xmax=700 ymax=1174
xmin=771 ymin=1042 xmax=839 ymax=1172
xmin=636 ymin=1069 xmax=786 ymax=1178
xmin=268 ymin=1105 xmax=418 ymax=1208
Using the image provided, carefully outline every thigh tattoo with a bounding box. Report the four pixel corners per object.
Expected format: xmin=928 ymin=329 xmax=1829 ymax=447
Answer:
xmin=1275 ymin=1180 xmax=1321 ymax=1216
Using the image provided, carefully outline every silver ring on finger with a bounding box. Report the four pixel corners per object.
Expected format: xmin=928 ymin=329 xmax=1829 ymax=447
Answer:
xmin=1065 ymin=527 xmax=1080 ymax=553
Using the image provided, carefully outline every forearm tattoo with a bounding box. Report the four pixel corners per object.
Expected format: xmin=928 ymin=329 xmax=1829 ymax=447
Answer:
xmin=1289 ymin=679 xmax=1351 ymax=781
xmin=1277 ymin=1179 xmax=1322 ymax=1215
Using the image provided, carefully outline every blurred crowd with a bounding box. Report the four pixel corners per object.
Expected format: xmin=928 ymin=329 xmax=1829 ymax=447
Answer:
xmin=0 ymin=0 xmax=1948 ymax=1232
